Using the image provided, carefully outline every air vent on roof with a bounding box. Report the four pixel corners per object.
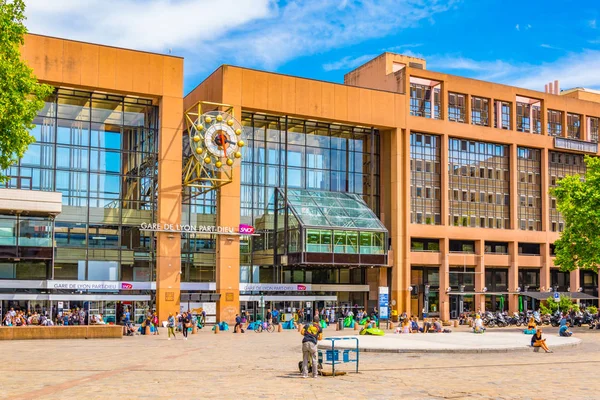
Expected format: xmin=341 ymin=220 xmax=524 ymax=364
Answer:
xmin=409 ymin=62 xmax=424 ymax=69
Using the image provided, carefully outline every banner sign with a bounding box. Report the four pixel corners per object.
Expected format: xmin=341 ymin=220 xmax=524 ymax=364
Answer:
xmin=378 ymin=286 xmax=389 ymax=320
xmin=239 ymin=283 xmax=311 ymax=292
xmin=140 ymin=222 xmax=258 ymax=236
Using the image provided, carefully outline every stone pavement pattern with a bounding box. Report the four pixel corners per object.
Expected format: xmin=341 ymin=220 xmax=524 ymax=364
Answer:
xmin=1 ymin=325 xmax=599 ymax=400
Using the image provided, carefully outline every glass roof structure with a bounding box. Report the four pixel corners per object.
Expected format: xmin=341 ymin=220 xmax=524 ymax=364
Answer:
xmin=283 ymin=189 xmax=387 ymax=232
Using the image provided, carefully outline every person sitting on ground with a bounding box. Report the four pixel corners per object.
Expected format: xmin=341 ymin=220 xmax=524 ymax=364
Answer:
xmin=531 ymin=328 xmax=552 ymax=353
xmin=410 ymin=317 xmax=420 ymax=333
xmin=528 ymin=317 xmax=536 ymax=331
xmin=401 ymin=319 xmax=411 ymax=334
xmin=559 ymin=322 xmax=573 ymax=337
xmin=432 ymin=318 xmax=444 ymax=333
xmin=421 ymin=318 xmax=432 ymax=333
xmin=473 ymin=314 xmax=485 ymax=333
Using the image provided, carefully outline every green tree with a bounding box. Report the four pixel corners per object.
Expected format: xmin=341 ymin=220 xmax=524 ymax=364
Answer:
xmin=0 ymin=0 xmax=53 ymax=182
xmin=551 ymin=155 xmax=600 ymax=273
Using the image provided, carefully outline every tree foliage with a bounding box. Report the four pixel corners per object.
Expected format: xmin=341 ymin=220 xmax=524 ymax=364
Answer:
xmin=551 ymin=155 xmax=600 ymax=273
xmin=0 ymin=0 xmax=53 ymax=182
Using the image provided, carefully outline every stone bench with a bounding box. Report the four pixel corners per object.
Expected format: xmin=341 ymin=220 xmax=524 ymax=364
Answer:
xmin=0 ymin=325 xmax=122 ymax=340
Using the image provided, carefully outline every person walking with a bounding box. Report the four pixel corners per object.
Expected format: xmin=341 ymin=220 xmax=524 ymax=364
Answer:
xmin=181 ymin=312 xmax=191 ymax=340
xmin=300 ymin=316 xmax=323 ymax=379
xmin=152 ymin=312 xmax=160 ymax=335
xmin=167 ymin=313 xmax=176 ymax=340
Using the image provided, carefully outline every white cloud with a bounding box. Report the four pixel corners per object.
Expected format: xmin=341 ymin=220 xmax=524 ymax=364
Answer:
xmin=384 ymin=43 xmax=424 ymax=52
xmin=323 ymin=54 xmax=378 ymax=71
xmin=590 ymin=19 xmax=597 ymax=29
xmin=428 ymin=51 xmax=600 ymax=91
xmin=24 ymin=0 xmax=458 ymax=78
xmin=515 ymin=24 xmax=520 ymax=31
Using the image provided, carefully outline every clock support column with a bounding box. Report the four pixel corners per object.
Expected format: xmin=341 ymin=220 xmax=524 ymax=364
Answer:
xmin=216 ymin=165 xmax=241 ymax=324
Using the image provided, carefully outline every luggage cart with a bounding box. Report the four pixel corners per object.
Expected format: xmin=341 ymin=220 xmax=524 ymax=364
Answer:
xmin=318 ymin=337 xmax=359 ymax=376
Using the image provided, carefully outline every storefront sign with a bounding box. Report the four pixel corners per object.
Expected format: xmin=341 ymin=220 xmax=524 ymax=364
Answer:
xmin=239 ymin=283 xmax=312 ymax=292
xmin=378 ymin=286 xmax=389 ymax=320
xmin=140 ymin=222 xmax=257 ymax=236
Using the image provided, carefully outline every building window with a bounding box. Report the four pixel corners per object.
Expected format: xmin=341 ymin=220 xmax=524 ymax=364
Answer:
xmin=410 ymin=133 xmax=441 ymax=225
xmin=410 ymin=82 xmax=442 ymax=119
xmin=494 ymin=100 xmax=511 ymax=130
xmin=549 ymin=151 xmax=586 ymax=232
xmin=517 ymin=147 xmax=541 ymax=231
xmin=471 ymin=96 xmax=489 ymax=126
xmin=516 ymin=102 xmax=530 ymax=133
xmin=588 ymin=116 xmax=599 ymax=143
xmin=448 ymin=92 xmax=466 ymax=123
xmin=547 ymin=110 xmax=563 ymax=137
xmin=448 ymin=138 xmax=510 ymax=229
xmin=567 ymin=113 xmax=581 ymax=139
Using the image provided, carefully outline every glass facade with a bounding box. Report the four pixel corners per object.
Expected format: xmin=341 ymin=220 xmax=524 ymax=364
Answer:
xmin=448 ymin=138 xmax=510 ymax=229
xmin=547 ymin=109 xmax=563 ymax=136
xmin=448 ymin=92 xmax=466 ymax=123
xmin=2 ymin=88 xmax=159 ymax=280
xmin=410 ymin=132 xmax=441 ymax=225
xmin=549 ymin=151 xmax=586 ymax=232
xmin=517 ymin=147 xmax=542 ymax=231
xmin=471 ymin=96 xmax=489 ymax=126
xmin=239 ymin=112 xmax=380 ymax=283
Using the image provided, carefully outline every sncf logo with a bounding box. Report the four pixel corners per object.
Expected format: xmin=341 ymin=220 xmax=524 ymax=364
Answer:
xmin=121 ymin=283 xmax=133 ymax=290
xmin=297 ymin=285 xmax=307 ymax=291
xmin=238 ymin=224 xmax=255 ymax=234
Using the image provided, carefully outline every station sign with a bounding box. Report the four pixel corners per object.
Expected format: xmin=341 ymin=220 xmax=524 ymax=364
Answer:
xmin=239 ymin=283 xmax=312 ymax=292
xmin=140 ymin=222 xmax=257 ymax=236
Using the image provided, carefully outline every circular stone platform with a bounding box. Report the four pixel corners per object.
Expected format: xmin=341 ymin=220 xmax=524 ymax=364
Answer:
xmin=319 ymin=332 xmax=582 ymax=353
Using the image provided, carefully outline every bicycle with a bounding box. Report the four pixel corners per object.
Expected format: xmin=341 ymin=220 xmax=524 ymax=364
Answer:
xmin=254 ymin=321 xmax=274 ymax=333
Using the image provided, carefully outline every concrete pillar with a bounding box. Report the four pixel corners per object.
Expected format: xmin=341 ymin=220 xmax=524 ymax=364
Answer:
xmin=570 ymin=269 xmax=580 ymax=294
xmin=508 ymin=241 xmax=519 ymax=313
xmin=541 ymin=98 xmax=548 ymax=136
xmin=581 ymin=115 xmax=588 ymax=142
xmin=540 ymin=243 xmax=551 ymax=292
xmin=390 ymin=127 xmax=409 ymax=316
xmin=561 ymin=111 xmax=568 ymax=138
xmin=475 ymin=239 xmax=486 ymax=313
xmin=440 ymin=238 xmax=450 ymax=322
xmin=465 ymin=94 xmax=472 ymax=124
xmin=156 ymin=95 xmax=184 ymax=323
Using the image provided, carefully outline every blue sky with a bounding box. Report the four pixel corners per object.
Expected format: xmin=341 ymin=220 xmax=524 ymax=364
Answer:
xmin=24 ymin=0 xmax=600 ymax=95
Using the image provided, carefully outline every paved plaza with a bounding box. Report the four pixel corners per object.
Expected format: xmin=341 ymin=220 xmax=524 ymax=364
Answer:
xmin=1 ymin=325 xmax=599 ymax=400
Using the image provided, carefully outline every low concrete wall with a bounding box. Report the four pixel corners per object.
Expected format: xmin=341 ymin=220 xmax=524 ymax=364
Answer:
xmin=0 ymin=325 xmax=122 ymax=340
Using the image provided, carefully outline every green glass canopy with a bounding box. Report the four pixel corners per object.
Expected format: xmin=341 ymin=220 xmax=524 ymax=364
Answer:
xmin=283 ymin=189 xmax=387 ymax=231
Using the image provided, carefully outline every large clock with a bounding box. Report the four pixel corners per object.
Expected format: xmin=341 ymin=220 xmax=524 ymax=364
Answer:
xmin=189 ymin=110 xmax=244 ymax=171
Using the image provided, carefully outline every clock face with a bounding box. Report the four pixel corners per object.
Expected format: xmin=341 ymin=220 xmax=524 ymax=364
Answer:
xmin=189 ymin=110 xmax=244 ymax=171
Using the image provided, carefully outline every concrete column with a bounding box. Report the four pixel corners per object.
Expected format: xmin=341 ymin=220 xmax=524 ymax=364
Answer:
xmin=465 ymin=94 xmax=472 ymax=124
xmin=540 ymin=243 xmax=551 ymax=292
xmin=390 ymin=127 xmax=409 ymax=316
xmin=570 ymin=269 xmax=581 ymax=294
xmin=510 ymin=101 xmax=517 ymax=131
xmin=441 ymin=134 xmax=449 ymax=225
xmin=475 ymin=239 xmax=485 ymax=313
xmin=561 ymin=111 xmax=568 ymax=138
xmin=508 ymin=241 xmax=519 ymax=313
xmin=440 ymin=238 xmax=450 ymax=322
xmin=529 ymin=103 xmax=534 ymax=133
xmin=156 ymin=95 xmax=183 ymax=323
xmin=510 ymin=144 xmax=518 ymax=230
xmin=495 ymin=100 xmax=502 ymax=128
xmin=541 ymin=99 xmax=548 ymax=136
xmin=581 ymin=115 xmax=588 ymax=142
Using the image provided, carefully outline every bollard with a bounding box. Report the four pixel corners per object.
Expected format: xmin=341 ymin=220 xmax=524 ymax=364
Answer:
xmin=193 ymin=325 xmax=198 ymax=334
xmin=145 ymin=326 xmax=150 ymax=335
xmin=278 ymin=324 xmax=282 ymax=333
xmin=214 ymin=325 xmax=220 ymax=334
xmin=354 ymin=322 xmax=359 ymax=331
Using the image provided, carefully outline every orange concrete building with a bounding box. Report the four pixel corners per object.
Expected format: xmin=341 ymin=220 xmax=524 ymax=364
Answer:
xmin=2 ymin=35 xmax=599 ymax=324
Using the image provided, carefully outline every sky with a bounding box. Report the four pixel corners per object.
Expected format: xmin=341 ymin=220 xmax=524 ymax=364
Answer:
xmin=23 ymin=0 xmax=600 ymax=95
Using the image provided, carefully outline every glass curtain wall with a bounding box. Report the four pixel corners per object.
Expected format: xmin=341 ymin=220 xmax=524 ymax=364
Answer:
xmin=448 ymin=139 xmax=510 ymax=229
xmin=240 ymin=112 xmax=380 ymax=283
xmin=410 ymin=132 xmax=441 ymax=225
xmin=549 ymin=151 xmax=586 ymax=232
xmin=3 ymin=88 xmax=159 ymax=281
xmin=517 ymin=147 xmax=542 ymax=231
